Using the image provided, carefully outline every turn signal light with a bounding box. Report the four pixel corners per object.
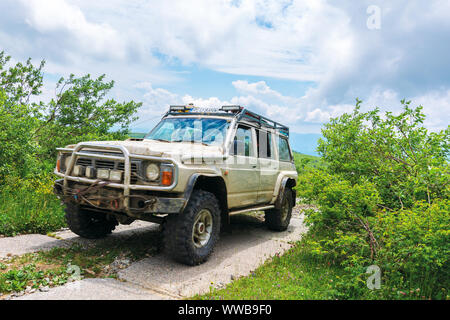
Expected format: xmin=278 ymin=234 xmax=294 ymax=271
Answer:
xmin=161 ymin=167 xmax=173 ymax=186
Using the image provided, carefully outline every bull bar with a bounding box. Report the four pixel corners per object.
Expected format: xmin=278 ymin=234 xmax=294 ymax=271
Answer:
xmin=54 ymin=143 xmax=179 ymax=214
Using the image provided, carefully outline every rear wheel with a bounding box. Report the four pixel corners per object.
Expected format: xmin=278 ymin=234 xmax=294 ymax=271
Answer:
xmin=65 ymin=204 xmax=117 ymax=239
xmin=265 ymin=188 xmax=293 ymax=231
xmin=164 ymin=190 xmax=221 ymax=265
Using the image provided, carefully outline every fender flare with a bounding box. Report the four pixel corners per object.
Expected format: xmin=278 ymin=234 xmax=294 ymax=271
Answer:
xmin=180 ymin=174 xmax=228 ymax=215
xmin=275 ymin=177 xmax=296 ymax=209
xmin=181 ymin=173 xmax=201 ymax=211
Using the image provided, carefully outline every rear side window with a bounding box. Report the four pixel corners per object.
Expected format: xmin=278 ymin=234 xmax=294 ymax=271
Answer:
xmin=278 ymin=136 xmax=292 ymax=162
xmin=257 ymin=130 xmax=273 ymax=159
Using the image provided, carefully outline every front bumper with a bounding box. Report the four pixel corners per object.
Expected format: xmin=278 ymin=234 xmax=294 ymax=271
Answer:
xmin=55 ymin=142 xmax=180 ymax=216
xmin=54 ymin=179 xmax=186 ymax=215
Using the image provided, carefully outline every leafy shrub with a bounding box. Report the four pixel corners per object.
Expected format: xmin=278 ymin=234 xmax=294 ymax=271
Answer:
xmin=298 ymin=100 xmax=449 ymax=299
xmin=1 ymin=50 xmax=141 ymax=172
xmin=0 ymin=50 xmax=142 ymax=236
xmin=0 ymin=91 xmax=41 ymax=180
xmin=373 ymin=200 xmax=449 ymax=299
xmin=0 ymin=175 xmax=66 ymax=236
xmin=318 ymin=100 xmax=449 ymax=209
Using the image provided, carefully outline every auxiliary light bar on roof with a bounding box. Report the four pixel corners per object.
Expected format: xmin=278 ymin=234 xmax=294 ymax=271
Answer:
xmin=169 ymin=105 xmax=194 ymax=112
xmin=220 ymin=105 xmax=243 ymax=112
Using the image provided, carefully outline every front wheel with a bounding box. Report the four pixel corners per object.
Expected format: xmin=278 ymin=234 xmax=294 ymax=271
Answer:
xmin=65 ymin=204 xmax=117 ymax=239
xmin=265 ymin=188 xmax=293 ymax=231
xmin=164 ymin=190 xmax=221 ymax=265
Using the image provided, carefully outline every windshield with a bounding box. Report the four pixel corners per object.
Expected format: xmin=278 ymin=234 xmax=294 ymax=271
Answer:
xmin=145 ymin=117 xmax=229 ymax=146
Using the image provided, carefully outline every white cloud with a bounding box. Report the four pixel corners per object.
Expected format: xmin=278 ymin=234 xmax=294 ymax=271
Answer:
xmin=232 ymin=80 xmax=282 ymax=99
xmin=134 ymin=80 xmax=449 ymax=134
xmin=20 ymin=0 xmax=126 ymax=60
xmin=413 ymin=90 xmax=450 ymax=131
xmin=305 ymin=109 xmax=332 ymax=123
xmin=362 ymin=88 xmax=450 ymax=132
xmin=1 ymin=0 xmax=449 ymax=133
xmin=147 ymin=0 xmax=352 ymax=81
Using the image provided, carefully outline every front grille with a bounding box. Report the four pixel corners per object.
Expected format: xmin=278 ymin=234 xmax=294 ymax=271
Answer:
xmin=75 ymin=158 xmax=140 ymax=184
xmin=95 ymin=160 xmax=116 ymax=170
xmin=76 ymin=158 xmax=92 ymax=167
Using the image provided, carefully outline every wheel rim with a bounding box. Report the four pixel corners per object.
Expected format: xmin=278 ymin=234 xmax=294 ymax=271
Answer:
xmin=281 ymin=197 xmax=289 ymax=221
xmin=192 ymin=209 xmax=213 ymax=248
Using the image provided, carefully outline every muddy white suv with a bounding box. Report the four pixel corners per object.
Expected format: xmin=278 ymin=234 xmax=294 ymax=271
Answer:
xmin=54 ymin=105 xmax=298 ymax=265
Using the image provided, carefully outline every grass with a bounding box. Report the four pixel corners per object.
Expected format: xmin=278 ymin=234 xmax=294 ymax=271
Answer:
xmin=0 ymin=261 xmax=69 ymax=295
xmin=0 ymin=182 xmax=66 ymax=236
xmin=195 ymin=238 xmax=347 ymax=300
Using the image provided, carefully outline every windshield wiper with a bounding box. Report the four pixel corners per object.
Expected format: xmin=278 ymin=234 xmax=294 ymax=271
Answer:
xmin=151 ymin=138 xmax=171 ymax=143
xmin=172 ymin=140 xmax=209 ymax=146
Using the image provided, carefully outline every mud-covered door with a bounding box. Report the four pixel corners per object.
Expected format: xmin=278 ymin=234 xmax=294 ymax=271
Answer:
xmin=256 ymin=129 xmax=278 ymax=204
xmin=225 ymin=125 xmax=259 ymax=208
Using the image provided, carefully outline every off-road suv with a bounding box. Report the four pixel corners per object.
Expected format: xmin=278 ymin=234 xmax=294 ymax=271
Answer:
xmin=54 ymin=105 xmax=298 ymax=265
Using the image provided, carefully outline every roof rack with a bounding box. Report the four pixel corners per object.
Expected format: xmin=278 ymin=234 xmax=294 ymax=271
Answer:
xmin=236 ymin=108 xmax=289 ymax=137
xmin=165 ymin=105 xmax=289 ymax=137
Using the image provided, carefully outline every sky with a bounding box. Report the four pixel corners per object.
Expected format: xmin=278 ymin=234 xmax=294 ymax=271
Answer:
xmin=0 ymin=0 xmax=449 ymax=144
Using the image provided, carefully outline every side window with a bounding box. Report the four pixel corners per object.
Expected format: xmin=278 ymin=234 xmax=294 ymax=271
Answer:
xmin=257 ymin=130 xmax=273 ymax=159
xmin=231 ymin=125 xmax=253 ymax=156
xmin=278 ymin=136 xmax=292 ymax=162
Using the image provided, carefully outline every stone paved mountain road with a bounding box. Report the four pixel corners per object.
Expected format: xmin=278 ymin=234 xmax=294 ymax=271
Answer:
xmin=1 ymin=208 xmax=307 ymax=300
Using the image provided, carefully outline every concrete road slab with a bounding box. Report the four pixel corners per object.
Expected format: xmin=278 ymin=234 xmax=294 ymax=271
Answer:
xmin=0 ymin=234 xmax=68 ymax=258
xmin=0 ymin=221 xmax=159 ymax=259
xmin=15 ymin=278 xmax=167 ymax=300
xmin=53 ymin=221 xmax=159 ymax=248
xmin=118 ymin=214 xmax=307 ymax=298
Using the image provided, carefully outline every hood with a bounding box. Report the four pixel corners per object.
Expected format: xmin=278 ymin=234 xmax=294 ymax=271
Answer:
xmin=67 ymin=139 xmax=225 ymax=159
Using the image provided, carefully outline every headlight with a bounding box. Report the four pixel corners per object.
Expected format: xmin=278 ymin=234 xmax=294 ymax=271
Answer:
xmin=110 ymin=170 xmax=123 ymax=182
xmin=85 ymin=166 xmax=96 ymax=178
xmin=73 ymin=165 xmax=85 ymax=177
xmin=145 ymin=163 xmax=160 ymax=181
xmin=97 ymin=168 xmax=110 ymax=180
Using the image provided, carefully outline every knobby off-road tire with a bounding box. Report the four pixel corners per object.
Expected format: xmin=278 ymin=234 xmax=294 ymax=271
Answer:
xmin=265 ymin=188 xmax=293 ymax=231
xmin=164 ymin=190 xmax=221 ymax=265
xmin=65 ymin=204 xmax=117 ymax=239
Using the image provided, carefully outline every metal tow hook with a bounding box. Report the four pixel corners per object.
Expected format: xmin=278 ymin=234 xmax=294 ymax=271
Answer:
xmin=144 ymin=198 xmax=157 ymax=210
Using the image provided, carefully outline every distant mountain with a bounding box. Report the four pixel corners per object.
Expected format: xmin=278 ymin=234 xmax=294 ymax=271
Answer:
xmin=289 ymin=133 xmax=322 ymax=156
xmin=129 ymin=132 xmax=146 ymax=139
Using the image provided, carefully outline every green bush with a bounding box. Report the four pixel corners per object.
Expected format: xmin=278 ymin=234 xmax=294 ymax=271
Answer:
xmin=318 ymin=100 xmax=449 ymax=209
xmin=0 ymin=50 xmax=142 ymax=236
xmin=374 ymin=200 xmax=449 ymax=299
xmin=298 ymin=100 xmax=449 ymax=299
xmin=0 ymin=175 xmax=66 ymax=236
xmin=0 ymin=91 xmax=41 ymax=180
